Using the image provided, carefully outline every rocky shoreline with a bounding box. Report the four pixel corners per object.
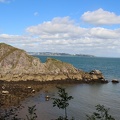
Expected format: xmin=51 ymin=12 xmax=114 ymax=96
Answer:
xmin=0 ymin=81 xmax=42 ymax=108
xmin=0 ymin=78 xmax=108 ymax=108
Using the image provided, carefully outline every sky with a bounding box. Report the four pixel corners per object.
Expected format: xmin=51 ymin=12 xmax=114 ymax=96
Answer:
xmin=0 ymin=0 xmax=120 ymax=57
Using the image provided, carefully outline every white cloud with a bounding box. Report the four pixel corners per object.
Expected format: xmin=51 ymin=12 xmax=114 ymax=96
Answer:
xmin=34 ymin=12 xmax=39 ymax=16
xmin=25 ymin=16 xmax=120 ymax=57
xmin=1 ymin=16 xmax=120 ymax=57
xmin=89 ymin=27 xmax=119 ymax=39
xmin=81 ymin=8 xmax=120 ymax=25
xmin=26 ymin=16 xmax=87 ymax=38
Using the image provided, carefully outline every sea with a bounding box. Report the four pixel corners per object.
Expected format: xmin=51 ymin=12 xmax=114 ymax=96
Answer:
xmin=19 ymin=56 xmax=120 ymax=120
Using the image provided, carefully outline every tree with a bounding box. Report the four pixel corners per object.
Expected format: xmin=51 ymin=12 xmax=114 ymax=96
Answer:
xmin=52 ymin=87 xmax=73 ymax=120
xmin=0 ymin=103 xmax=23 ymax=120
xmin=26 ymin=105 xmax=37 ymax=120
xmin=86 ymin=104 xmax=115 ymax=120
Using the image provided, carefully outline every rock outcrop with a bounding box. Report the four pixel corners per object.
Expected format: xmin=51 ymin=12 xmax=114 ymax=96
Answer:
xmin=0 ymin=43 xmax=104 ymax=82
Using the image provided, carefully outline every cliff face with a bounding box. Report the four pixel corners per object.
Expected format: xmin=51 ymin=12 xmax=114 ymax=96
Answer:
xmin=0 ymin=43 xmax=104 ymax=81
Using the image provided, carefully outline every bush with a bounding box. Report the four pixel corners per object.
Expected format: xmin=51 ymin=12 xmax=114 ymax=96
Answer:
xmin=86 ymin=104 xmax=115 ymax=120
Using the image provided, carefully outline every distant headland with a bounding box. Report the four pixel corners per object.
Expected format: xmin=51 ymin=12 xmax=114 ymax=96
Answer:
xmin=28 ymin=52 xmax=95 ymax=57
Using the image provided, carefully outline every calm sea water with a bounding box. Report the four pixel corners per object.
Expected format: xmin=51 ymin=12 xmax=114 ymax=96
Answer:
xmin=19 ymin=56 xmax=120 ymax=120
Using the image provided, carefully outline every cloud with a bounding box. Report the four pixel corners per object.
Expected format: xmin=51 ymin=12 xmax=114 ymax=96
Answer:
xmin=89 ymin=27 xmax=119 ymax=39
xmin=20 ymin=17 xmax=120 ymax=56
xmin=26 ymin=16 xmax=87 ymax=38
xmin=1 ymin=15 xmax=120 ymax=57
xmin=34 ymin=12 xmax=39 ymax=16
xmin=81 ymin=8 xmax=120 ymax=25
xmin=26 ymin=16 xmax=120 ymax=40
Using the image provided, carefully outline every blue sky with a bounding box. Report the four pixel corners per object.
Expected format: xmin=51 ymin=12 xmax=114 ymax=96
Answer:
xmin=0 ymin=0 xmax=120 ymax=57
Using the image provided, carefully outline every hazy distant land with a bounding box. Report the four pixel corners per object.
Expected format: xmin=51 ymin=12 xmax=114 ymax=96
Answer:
xmin=28 ymin=52 xmax=95 ymax=57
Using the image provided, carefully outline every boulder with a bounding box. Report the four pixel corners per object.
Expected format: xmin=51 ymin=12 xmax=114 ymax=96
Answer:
xmin=112 ymin=79 xmax=119 ymax=83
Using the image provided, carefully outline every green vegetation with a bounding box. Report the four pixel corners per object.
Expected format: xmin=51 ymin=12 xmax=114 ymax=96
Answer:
xmin=0 ymin=105 xmax=37 ymax=120
xmin=26 ymin=105 xmax=37 ymax=120
xmin=52 ymin=87 xmax=73 ymax=120
xmin=86 ymin=104 xmax=115 ymax=120
xmin=0 ymin=105 xmax=22 ymax=120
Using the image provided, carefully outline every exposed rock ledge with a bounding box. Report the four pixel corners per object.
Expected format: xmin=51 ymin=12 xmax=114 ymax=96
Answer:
xmin=0 ymin=43 xmax=105 ymax=82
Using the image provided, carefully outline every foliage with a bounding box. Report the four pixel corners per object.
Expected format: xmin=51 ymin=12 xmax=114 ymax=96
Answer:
xmin=0 ymin=106 xmax=22 ymax=120
xmin=86 ymin=104 xmax=115 ymax=120
xmin=26 ymin=105 xmax=37 ymax=120
xmin=52 ymin=87 xmax=73 ymax=120
xmin=0 ymin=105 xmax=37 ymax=120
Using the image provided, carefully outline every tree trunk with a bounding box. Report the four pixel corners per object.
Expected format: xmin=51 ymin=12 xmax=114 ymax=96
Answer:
xmin=65 ymin=107 xmax=67 ymax=119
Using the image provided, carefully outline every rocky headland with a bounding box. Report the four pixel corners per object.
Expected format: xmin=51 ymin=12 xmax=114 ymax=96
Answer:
xmin=0 ymin=43 xmax=107 ymax=108
xmin=0 ymin=43 xmax=104 ymax=82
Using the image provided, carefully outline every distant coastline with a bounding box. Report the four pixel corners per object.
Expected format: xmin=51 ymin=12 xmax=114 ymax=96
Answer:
xmin=27 ymin=52 xmax=95 ymax=57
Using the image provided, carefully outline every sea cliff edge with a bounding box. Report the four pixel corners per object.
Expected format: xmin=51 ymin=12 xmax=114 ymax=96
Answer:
xmin=0 ymin=43 xmax=105 ymax=82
